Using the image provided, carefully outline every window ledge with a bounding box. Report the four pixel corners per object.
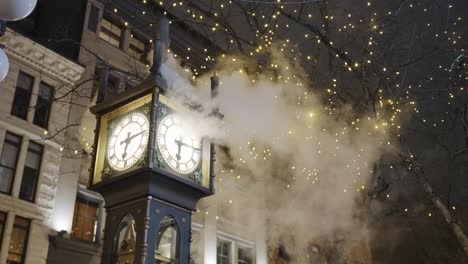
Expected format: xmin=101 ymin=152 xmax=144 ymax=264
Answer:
xmin=0 ymin=117 xmax=63 ymax=150
xmin=0 ymin=193 xmax=44 ymax=221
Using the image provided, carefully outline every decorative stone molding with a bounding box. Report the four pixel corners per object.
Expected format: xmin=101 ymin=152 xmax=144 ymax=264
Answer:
xmin=0 ymin=29 xmax=85 ymax=83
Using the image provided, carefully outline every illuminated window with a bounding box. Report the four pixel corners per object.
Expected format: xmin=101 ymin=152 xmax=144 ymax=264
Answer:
xmin=155 ymin=216 xmax=178 ymax=264
xmin=217 ymin=239 xmax=232 ymax=264
xmin=11 ymin=71 xmax=34 ymax=120
xmin=0 ymin=132 xmax=22 ymax=194
xmin=33 ymin=82 xmax=54 ymax=128
xmin=99 ymin=18 xmax=122 ymax=48
xmin=238 ymin=245 xmax=253 ymax=264
xmin=217 ymin=235 xmax=254 ymax=264
xmin=19 ymin=142 xmax=43 ymax=202
xmin=7 ymin=216 xmax=30 ymax=264
xmin=71 ymin=197 xmax=99 ymax=242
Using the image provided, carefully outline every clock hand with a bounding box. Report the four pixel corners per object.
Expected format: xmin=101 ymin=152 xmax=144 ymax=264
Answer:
xmin=119 ymin=130 xmax=147 ymax=159
xmin=174 ymin=139 xmax=201 ymax=152
xmin=120 ymin=130 xmax=147 ymax=145
xmin=120 ymin=132 xmax=132 ymax=159
xmin=175 ymin=138 xmax=182 ymax=161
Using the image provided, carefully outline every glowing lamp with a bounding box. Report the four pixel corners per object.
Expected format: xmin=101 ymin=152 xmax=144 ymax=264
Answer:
xmin=0 ymin=47 xmax=9 ymax=81
xmin=0 ymin=0 xmax=37 ymax=21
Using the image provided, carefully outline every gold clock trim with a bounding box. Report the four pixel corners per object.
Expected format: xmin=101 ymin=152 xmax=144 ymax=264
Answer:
xmin=94 ymin=94 xmax=152 ymax=184
xmin=92 ymin=92 xmax=212 ymax=190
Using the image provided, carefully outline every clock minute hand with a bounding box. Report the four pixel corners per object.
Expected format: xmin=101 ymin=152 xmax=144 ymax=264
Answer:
xmin=119 ymin=130 xmax=146 ymax=159
xmin=175 ymin=139 xmax=201 ymax=152
xmin=119 ymin=130 xmax=147 ymax=159
xmin=120 ymin=130 xmax=147 ymax=145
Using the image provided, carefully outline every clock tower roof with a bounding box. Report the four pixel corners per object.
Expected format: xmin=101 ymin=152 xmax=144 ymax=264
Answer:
xmin=90 ymin=75 xmax=158 ymax=115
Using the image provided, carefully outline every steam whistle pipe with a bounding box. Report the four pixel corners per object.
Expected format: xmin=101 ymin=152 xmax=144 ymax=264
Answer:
xmin=209 ymin=72 xmax=219 ymax=193
xmin=152 ymin=15 xmax=169 ymax=89
xmin=210 ymin=72 xmax=219 ymax=98
xmin=97 ymin=65 xmax=109 ymax=103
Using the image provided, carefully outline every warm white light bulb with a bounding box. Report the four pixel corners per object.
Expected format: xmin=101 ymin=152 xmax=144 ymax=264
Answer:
xmin=0 ymin=48 xmax=9 ymax=81
xmin=0 ymin=0 xmax=37 ymax=21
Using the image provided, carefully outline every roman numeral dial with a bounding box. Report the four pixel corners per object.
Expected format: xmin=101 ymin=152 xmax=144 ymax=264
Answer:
xmin=156 ymin=114 xmax=201 ymax=175
xmin=107 ymin=112 xmax=149 ymax=171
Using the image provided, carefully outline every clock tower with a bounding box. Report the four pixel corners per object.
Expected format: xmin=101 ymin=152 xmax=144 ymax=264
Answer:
xmin=89 ymin=16 xmax=216 ymax=264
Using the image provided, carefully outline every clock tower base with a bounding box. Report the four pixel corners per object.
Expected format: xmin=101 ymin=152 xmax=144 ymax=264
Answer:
xmin=93 ymin=169 xmax=211 ymax=264
xmin=101 ymin=195 xmax=192 ymax=264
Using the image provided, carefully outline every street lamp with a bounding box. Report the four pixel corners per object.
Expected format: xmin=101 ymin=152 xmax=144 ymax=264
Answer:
xmin=0 ymin=0 xmax=38 ymax=81
xmin=0 ymin=20 xmax=8 ymax=82
xmin=0 ymin=0 xmax=37 ymax=21
xmin=0 ymin=45 xmax=8 ymax=81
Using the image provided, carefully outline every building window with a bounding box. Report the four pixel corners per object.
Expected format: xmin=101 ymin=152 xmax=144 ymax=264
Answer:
xmin=0 ymin=211 xmax=6 ymax=248
xmin=238 ymin=245 xmax=253 ymax=264
xmin=217 ymin=239 xmax=232 ymax=264
xmin=11 ymin=72 xmax=34 ymax=120
xmin=88 ymin=5 xmax=100 ymax=33
xmin=99 ymin=18 xmax=122 ymax=48
xmin=7 ymin=216 xmax=30 ymax=264
xmin=129 ymin=34 xmax=148 ymax=63
xmin=33 ymin=82 xmax=53 ymax=128
xmin=19 ymin=142 xmax=43 ymax=202
xmin=0 ymin=132 xmax=22 ymax=194
xmin=71 ymin=197 xmax=99 ymax=242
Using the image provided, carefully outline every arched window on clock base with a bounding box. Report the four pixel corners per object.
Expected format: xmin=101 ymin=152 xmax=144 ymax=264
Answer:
xmin=155 ymin=215 xmax=179 ymax=264
xmin=113 ymin=214 xmax=137 ymax=264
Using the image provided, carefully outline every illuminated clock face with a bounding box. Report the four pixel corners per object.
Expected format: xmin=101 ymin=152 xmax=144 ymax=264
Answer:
xmin=156 ymin=114 xmax=201 ymax=175
xmin=107 ymin=112 xmax=149 ymax=171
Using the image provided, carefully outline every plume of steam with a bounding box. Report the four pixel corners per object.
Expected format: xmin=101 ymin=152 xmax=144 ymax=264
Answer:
xmin=78 ymin=48 xmax=391 ymax=262
xmin=161 ymin=50 xmax=391 ymax=262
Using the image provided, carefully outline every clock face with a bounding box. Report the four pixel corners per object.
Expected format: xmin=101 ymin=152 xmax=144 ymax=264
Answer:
xmin=156 ymin=114 xmax=202 ymax=175
xmin=107 ymin=112 xmax=149 ymax=171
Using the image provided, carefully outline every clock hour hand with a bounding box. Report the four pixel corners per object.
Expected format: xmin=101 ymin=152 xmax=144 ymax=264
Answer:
xmin=120 ymin=130 xmax=147 ymax=159
xmin=174 ymin=138 xmax=182 ymax=161
xmin=174 ymin=139 xmax=201 ymax=152
xmin=120 ymin=130 xmax=147 ymax=145
xmin=120 ymin=132 xmax=132 ymax=159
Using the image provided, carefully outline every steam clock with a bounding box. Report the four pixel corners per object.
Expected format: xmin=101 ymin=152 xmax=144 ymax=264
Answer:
xmin=89 ymin=17 xmax=216 ymax=264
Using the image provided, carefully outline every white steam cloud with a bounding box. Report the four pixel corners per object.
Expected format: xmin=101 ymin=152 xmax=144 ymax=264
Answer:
xmin=77 ymin=50 xmax=391 ymax=262
xmin=161 ymin=51 xmax=391 ymax=262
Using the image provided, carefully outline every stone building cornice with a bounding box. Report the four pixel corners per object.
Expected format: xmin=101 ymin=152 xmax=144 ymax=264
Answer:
xmin=0 ymin=29 xmax=85 ymax=83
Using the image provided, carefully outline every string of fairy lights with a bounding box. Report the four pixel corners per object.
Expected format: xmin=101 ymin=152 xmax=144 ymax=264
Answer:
xmin=42 ymin=0 xmax=466 ymax=222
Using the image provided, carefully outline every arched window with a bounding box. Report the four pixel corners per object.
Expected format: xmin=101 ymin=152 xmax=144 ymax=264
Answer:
xmin=155 ymin=215 xmax=179 ymax=264
xmin=113 ymin=214 xmax=137 ymax=264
